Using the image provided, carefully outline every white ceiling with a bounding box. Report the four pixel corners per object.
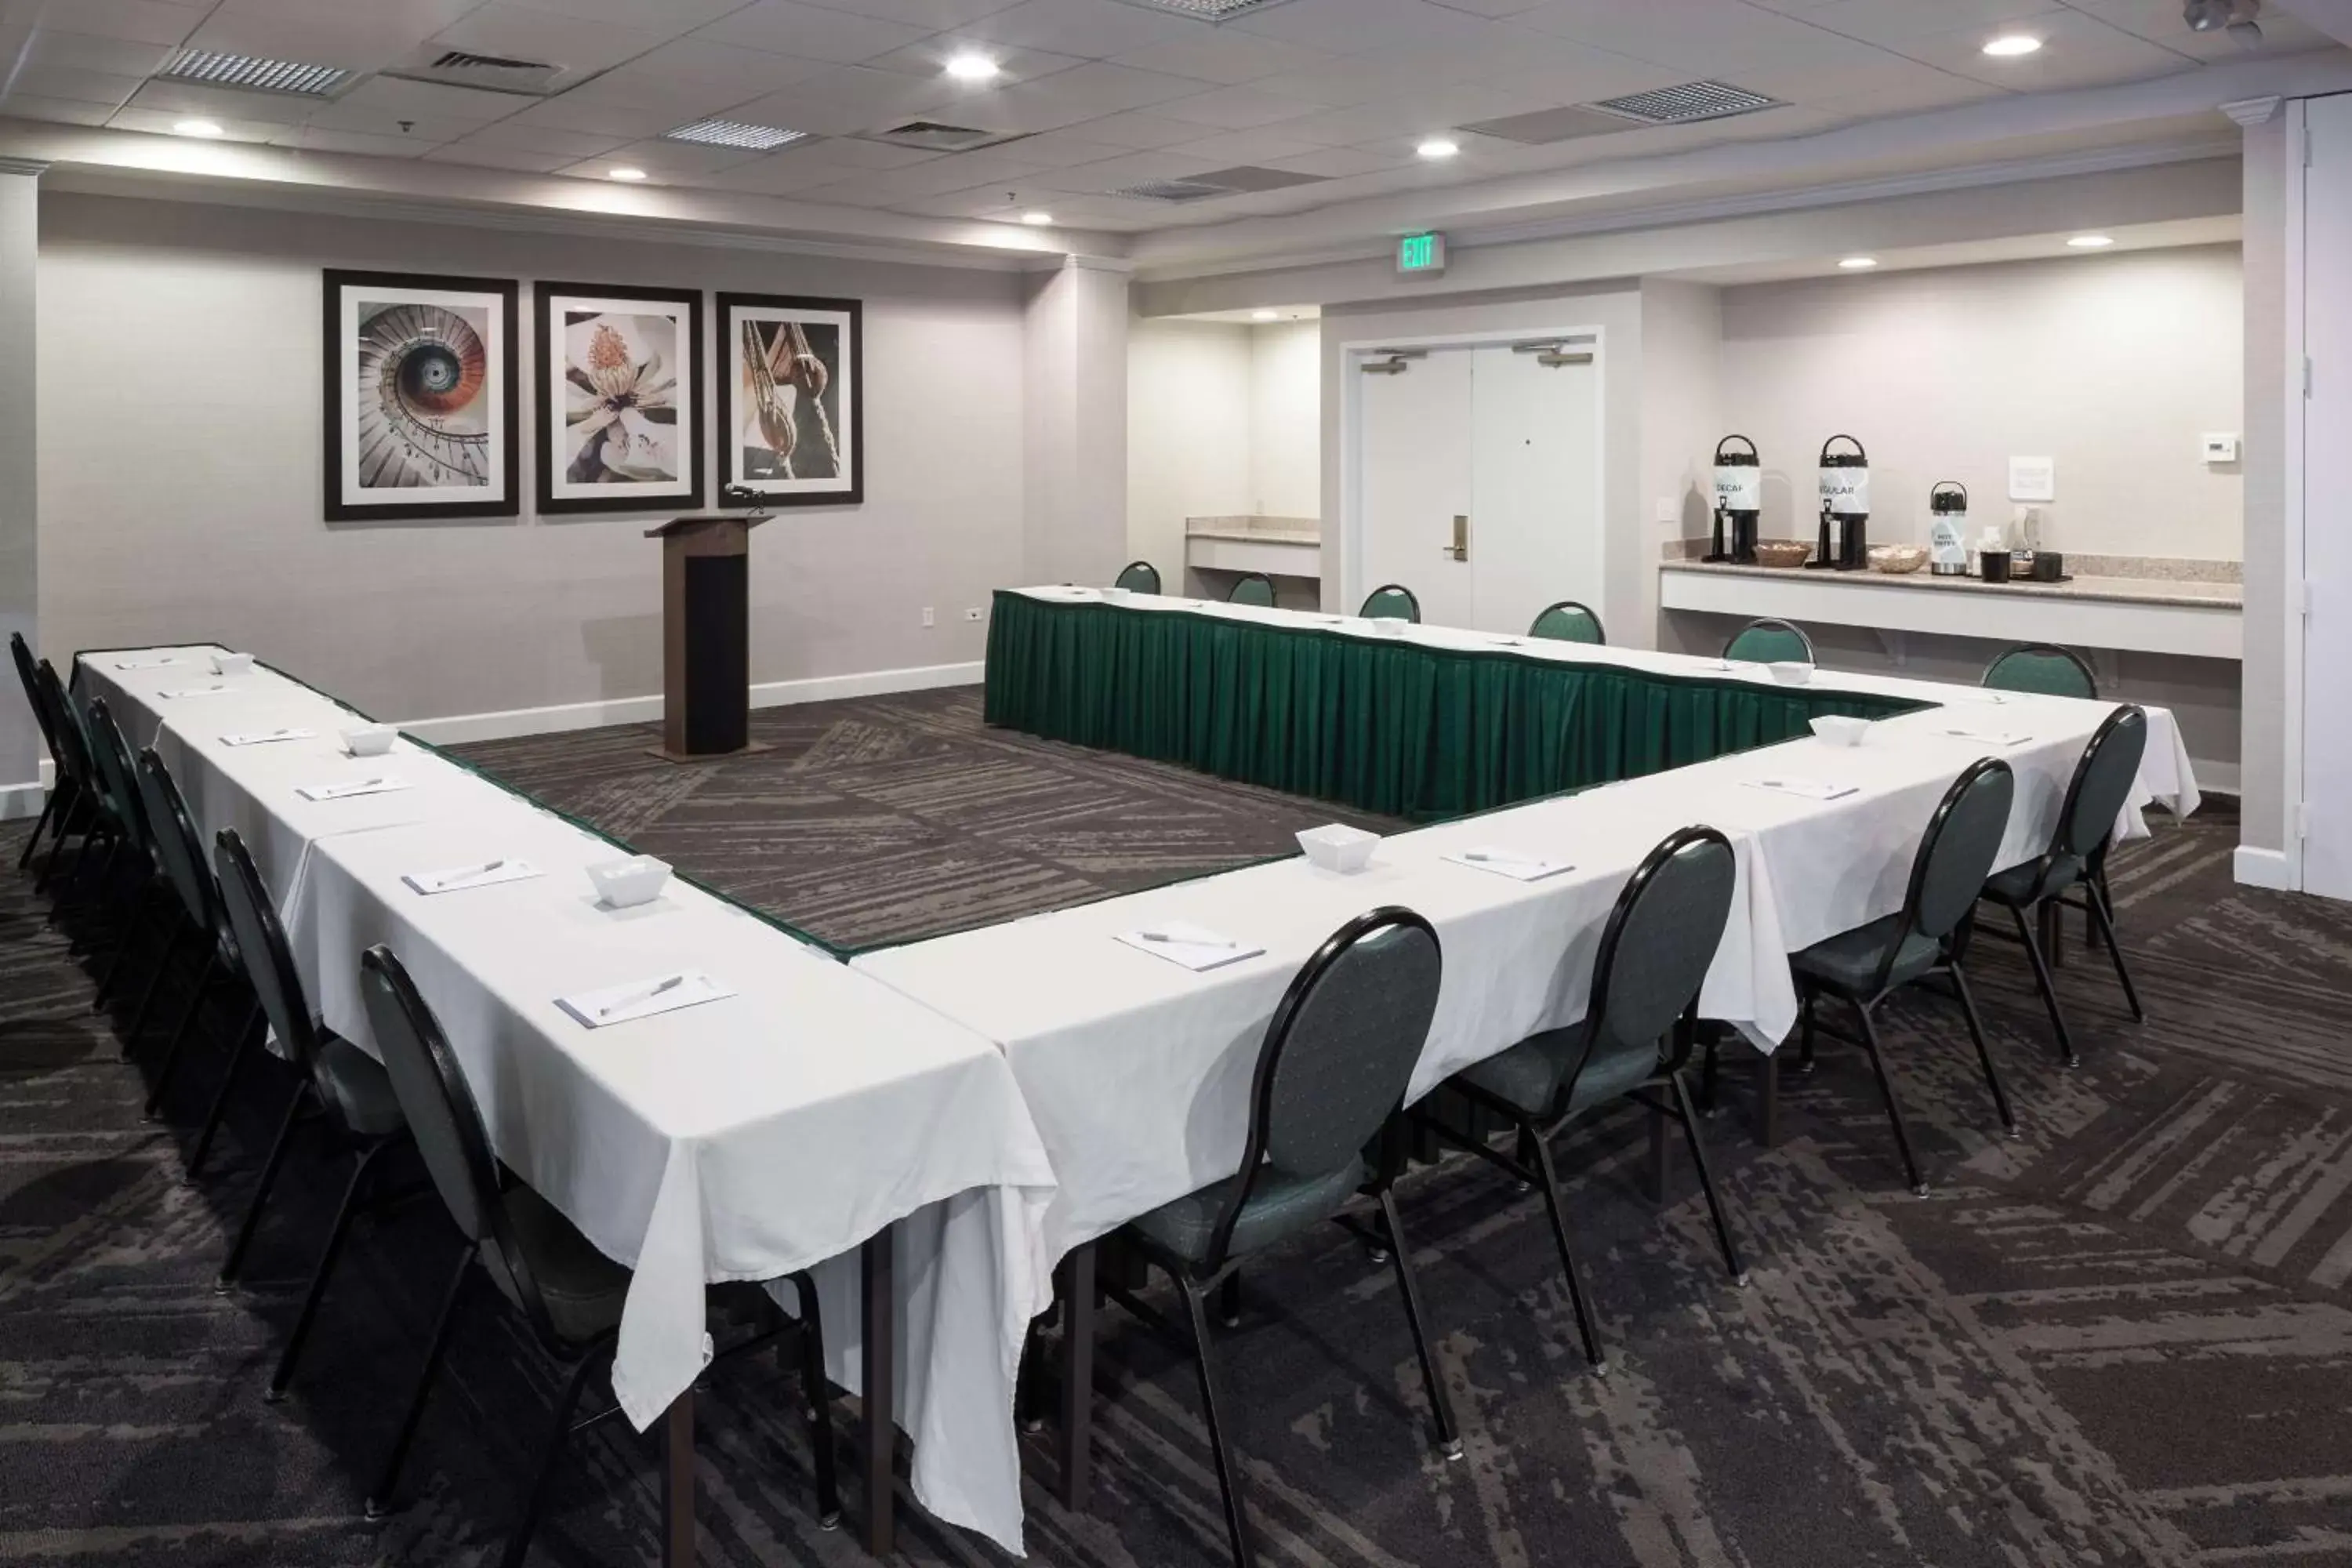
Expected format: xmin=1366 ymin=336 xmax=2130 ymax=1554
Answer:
xmin=0 ymin=0 xmax=2335 ymax=241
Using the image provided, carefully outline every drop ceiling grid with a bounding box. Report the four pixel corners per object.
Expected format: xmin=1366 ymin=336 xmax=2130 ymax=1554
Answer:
xmin=0 ymin=0 xmax=2321 ymax=231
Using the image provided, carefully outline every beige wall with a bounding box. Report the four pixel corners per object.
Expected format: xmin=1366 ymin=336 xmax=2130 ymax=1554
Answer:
xmin=36 ymin=193 xmax=1036 ymax=729
xmin=1637 ymin=278 xmax=1724 ymax=642
xmin=1248 ymin=318 xmax=1320 ymax=520
xmin=0 ymin=172 xmax=34 ymax=804
xmin=1125 ymin=317 xmax=1252 ymax=582
xmin=1718 ymin=245 xmax=2245 ymax=561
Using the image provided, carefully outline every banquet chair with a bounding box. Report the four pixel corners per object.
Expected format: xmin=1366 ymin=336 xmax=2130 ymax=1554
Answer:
xmin=1422 ymin=826 xmax=1746 ymax=1375
xmin=1786 ymin=759 xmax=2019 ymax=1195
xmin=1226 ymin=572 xmax=1277 ymax=608
xmin=355 ymin=944 xmax=841 ymax=1561
xmin=30 ymin=660 xmax=104 ymax=895
xmin=9 ymin=634 xmax=76 ymax=872
xmin=1113 ymin=559 xmax=1161 ymax=593
xmin=1983 ymin=644 xmax=2097 ymax=699
xmin=1359 ymin=583 xmax=1421 ymax=622
xmin=1973 ymin=706 xmax=2149 ymax=1068
xmin=1722 ymin=618 xmax=1813 ymax=664
xmin=82 ymin=700 xmax=172 ymax=1014
xmin=132 ymin=747 xmax=260 ymax=1146
xmin=1100 ymin=908 xmax=1461 ymax=1568
xmin=212 ymin=826 xmax=413 ymax=1404
xmin=1529 ymin=600 xmax=1606 ymax=644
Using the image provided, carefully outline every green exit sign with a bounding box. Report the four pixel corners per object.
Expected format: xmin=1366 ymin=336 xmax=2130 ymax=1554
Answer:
xmin=1397 ymin=232 xmax=1446 ymax=275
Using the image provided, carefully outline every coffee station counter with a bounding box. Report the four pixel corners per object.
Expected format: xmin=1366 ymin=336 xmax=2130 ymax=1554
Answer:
xmin=1658 ymin=557 xmax=2242 ymax=660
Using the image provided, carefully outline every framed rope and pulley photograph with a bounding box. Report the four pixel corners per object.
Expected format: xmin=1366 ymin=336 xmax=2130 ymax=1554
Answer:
xmin=716 ymin=292 xmax=862 ymax=507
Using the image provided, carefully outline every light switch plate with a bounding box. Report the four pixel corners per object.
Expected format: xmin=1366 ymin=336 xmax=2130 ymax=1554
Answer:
xmin=2008 ymin=456 xmax=2056 ymax=503
xmin=2201 ymin=432 xmax=2241 ymax=463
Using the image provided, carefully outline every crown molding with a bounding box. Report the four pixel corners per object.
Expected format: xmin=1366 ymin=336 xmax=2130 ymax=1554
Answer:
xmin=0 ymin=156 xmax=48 ymax=177
xmin=2220 ymin=95 xmax=2285 ymax=125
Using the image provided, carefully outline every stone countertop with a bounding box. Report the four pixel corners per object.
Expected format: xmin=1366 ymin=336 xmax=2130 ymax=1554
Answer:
xmin=1660 ymin=558 xmax=2241 ymax=611
xmin=1185 ymin=528 xmax=1322 ymax=546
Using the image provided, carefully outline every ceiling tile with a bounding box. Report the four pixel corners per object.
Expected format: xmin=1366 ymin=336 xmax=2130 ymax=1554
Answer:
xmin=271 ymin=125 xmax=444 ymax=157
xmin=430 ymin=3 xmax=673 ymax=77
xmin=959 ymin=0 xmax=1208 ymax=57
xmin=1802 ymin=0 xmax=2065 ymax=46
xmin=19 ymin=29 xmax=174 ymax=75
xmin=1223 ymin=0 xmax=1504 ymax=53
xmin=982 ymin=60 xmax=1208 ymax=129
xmin=724 ymin=65 xmax=967 ymax=134
xmin=1104 ymin=32 xmax=1334 ymax=85
xmin=505 ymin=95 xmax=687 ymax=137
xmin=455 ymin=118 xmax=635 ymax=156
xmin=1147 ymin=83 xmax=1328 ymax=129
xmin=856 ymin=37 xmax=1088 ymax=85
xmin=821 ymin=143 xmax=1045 ymax=194
xmin=1260 ymin=143 xmax=1407 ymax=176
xmin=0 ymin=64 xmax=144 ymax=105
xmin=506 ymin=0 xmax=749 ymax=27
xmin=691 ymin=0 xmax=932 ymax=63
xmin=20 ymin=0 xmax=202 ymax=49
xmin=622 ymin=37 xmax=840 ymax=94
xmin=700 ymin=151 xmax=870 ymax=194
xmin=125 ymin=78 xmax=311 ymax=118
xmin=1076 ymin=107 xmax=1229 ymax=147
xmin=322 ymin=75 xmax=527 ymax=128
xmin=1884 ymin=9 xmax=2195 ymax=87
xmin=423 ymin=140 xmax=580 ymax=171
xmin=546 ymin=65 xmax=753 ymax=114
xmin=1163 ymin=127 xmax=1328 ymax=164
xmin=789 ymin=0 xmax=1028 ymax=26
xmin=558 ymin=135 xmax=769 ymax=176
xmin=1515 ymin=0 xmax=1893 ymax=75
xmin=0 ymin=93 xmax=115 ymax=125
xmin=2063 ymin=0 xmax=2329 ymax=56
xmin=1022 ymin=147 xmax=1200 ymax=192
xmin=977 ymin=127 xmax=1133 ymax=165
xmin=183 ymin=0 xmax=473 ymax=72
xmin=107 ymin=103 xmax=296 ymax=140
xmin=1422 ymin=0 xmax=1548 ymax=14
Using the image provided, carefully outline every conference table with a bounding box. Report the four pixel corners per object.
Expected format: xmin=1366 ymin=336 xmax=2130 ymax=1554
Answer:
xmin=852 ymin=583 xmax=2202 ymax=1504
xmin=71 ymin=648 xmax=1059 ymax=1561
xmin=68 ymin=588 xmax=2201 ymax=1555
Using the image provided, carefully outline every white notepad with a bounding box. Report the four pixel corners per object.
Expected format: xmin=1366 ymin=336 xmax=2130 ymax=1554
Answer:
xmin=1940 ymin=728 xmax=2032 ymax=746
xmin=158 ymin=684 xmax=234 ymax=699
xmin=1446 ymin=846 xmax=1573 ymax=882
xmin=113 ymin=656 xmax=182 ymax=670
xmin=401 ymin=858 xmax=542 ymax=896
xmin=556 ymin=971 xmax=732 ymax=1029
xmin=296 ymin=775 xmax=411 ymax=802
xmin=1116 ymin=921 xmax=1264 ymax=972
xmin=220 ymin=728 xmax=316 ymax=747
xmin=1744 ymin=777 xmax=1860 ymax=801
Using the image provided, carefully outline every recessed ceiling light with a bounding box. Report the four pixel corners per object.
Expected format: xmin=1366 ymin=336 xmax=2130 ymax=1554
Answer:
xmin=1417 ymin=136 xmax=1460 ymax=160
xmin=2067 ymin=234 xmax=2115 ymax=249
xmin=1252 ymin=309 xmax=1278 ymax=321
xmin=1838 ymin=256 xmax=1878 ymax=270
xmin=946 ymin=52 xmax=1000 ymax=82
xmin=608 ymin=165 xmax=647 ymax=181
xmin=1020 ymin=210 xmax=1054 ymax=225
xmin=172 ymin=118 xmax=225 ymax=138
xmin=1981 ymin=34 xmax=2042 ymax=56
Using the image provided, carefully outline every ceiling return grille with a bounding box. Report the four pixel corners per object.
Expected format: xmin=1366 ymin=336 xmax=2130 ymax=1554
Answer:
xmin=1592 ymin=81 xmax=1780 ymax=125
xmin=158 ymin=49 xmax=348 ymax=96
xmin=1109 ymin=0 xmax=1301 ymax=17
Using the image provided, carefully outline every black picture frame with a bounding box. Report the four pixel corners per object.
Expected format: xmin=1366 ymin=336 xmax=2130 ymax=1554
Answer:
xmin=322 ymin=269 xmax=520 ymax=522
xmin=716 ymin=291 xmax=863 ymax=507
xmin=534 ymin=281 xmax=706 ymax=517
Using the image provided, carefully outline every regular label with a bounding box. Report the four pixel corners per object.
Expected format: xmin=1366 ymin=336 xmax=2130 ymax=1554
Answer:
xmin=1820 ymin=469 xmax=1870 ymax=516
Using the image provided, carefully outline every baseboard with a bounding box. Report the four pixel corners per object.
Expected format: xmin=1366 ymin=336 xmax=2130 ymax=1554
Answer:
xmin=398 ymin=662 xmax=985 ymax=747
xmin=1 ymin=779 xmax=42 ymax=822
xmin=2234 ymin=845 xmax=2294 ymax=891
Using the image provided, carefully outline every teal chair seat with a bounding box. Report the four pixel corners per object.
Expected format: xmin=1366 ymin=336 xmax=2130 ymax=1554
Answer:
xmin=1984 ymin=644 xmax=2096 ymax=698
xmin=1128 ymin=1157 xmax=1368 ymax=1265
xmin=1788 ymin=914 xmax=1944 ymax=996
xmin=1359 ymin=583 xmax=1420 ymax=622
xmin=1114 ymin=560 xmax=1160 ymax=593
xmin=1454 ymin=1019 xmax=1653 ymax=1120
xmin=1228 ymin=573 xmax=1276 ymax=608
xmin=1529 ymin=601 xmax=1604 ymax=644
xmin=1724 ymin=619 xmax=1813 ymax=663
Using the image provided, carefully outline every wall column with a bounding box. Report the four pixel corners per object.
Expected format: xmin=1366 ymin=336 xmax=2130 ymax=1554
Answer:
xmin=2232 ymin=96 xmax=2292 ymax=884
xmin=1023 ymin=254 xmax=1130 ymax=587
xmin=0 ymin=161 xmax=38 ymax=818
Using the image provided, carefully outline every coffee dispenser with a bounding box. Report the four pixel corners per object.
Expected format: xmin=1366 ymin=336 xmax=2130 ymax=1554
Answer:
xmin=1928 ymin=481 xmax=1970 ymax=575
xmin=1811 ymin=434 xmax=1870 ymax=572
xmin=1708 ymin=434 xmax=1762 ymax=564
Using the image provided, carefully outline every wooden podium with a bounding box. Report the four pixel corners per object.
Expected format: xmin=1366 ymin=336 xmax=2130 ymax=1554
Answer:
xmin=645 ymin=514 xmax=770 ymax=762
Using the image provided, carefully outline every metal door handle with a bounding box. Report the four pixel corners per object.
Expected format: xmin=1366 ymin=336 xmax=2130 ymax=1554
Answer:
xmin=1441 ymin=514 xmax=1468 ymax=561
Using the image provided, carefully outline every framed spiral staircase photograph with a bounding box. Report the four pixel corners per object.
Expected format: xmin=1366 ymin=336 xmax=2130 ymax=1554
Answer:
xmin=322 ymin=269 xmax=520 ymax=522
xmin=535 ymin=281 xmax=705 ymax=517
xmin=716 ymin=292 xmax=862 ymax=507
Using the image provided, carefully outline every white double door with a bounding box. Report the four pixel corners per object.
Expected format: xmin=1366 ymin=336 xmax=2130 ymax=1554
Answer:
xmin=1356 ymin=339 xmax=1602 ymax=633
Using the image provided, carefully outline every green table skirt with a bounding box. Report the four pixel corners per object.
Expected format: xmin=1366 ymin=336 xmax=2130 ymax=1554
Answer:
xmin=984 ymin=591 xmax=1926 ymax=822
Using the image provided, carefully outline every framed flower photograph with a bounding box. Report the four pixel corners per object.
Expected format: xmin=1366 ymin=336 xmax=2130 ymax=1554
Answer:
xmin=535 ymin=282 xmax=704 ymax=517
xmin=717 ymin=292 xmax=861 ymax=506
xmin=324 ymin=270 xmax=519 ymax=521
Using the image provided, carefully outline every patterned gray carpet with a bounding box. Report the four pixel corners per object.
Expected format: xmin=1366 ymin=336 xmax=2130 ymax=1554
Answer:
xmin=5 ymin=690 xmax=2352 ymax=1567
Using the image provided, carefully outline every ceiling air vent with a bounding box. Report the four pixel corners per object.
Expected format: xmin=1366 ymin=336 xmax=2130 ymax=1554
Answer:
xmin=386 ymin=48 xmax=572 ymax=96
xmin=1109 ymin=0 xmax=1302 ymax=18
xmin=158 ymin=49 xmax=348 ymax=97
xmin=1590 ymin=81 xmax=1781 ymax=125
xmin=1462 ymin=105 xmax=1643 ymax=147
xmin=666 ymin=118 xmax=808 ymax=151
xmin=1111 ymin=165 xmax=1327 ymax=201
xmin=862 ymin=120 xmax=1025 ymax=153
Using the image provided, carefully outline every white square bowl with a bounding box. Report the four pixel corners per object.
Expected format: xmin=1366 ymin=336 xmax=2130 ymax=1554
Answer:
xmin=210 ymin=651 xmax=255 ymax=676
xmin=1809 ymin=714 xmax=1871 ymax=747
xmin=340 ymin=724 xmax=395 ymax=757
xmin=588 ymin=855 xmax=672 ymax=909
xmin=1367 ymin=616 xmax=1410 ymax=639
xmin=1297 ymin=822 xmax=1379 ymax=873
xmin=1769 ymin=661 xmax=1813 ymax=686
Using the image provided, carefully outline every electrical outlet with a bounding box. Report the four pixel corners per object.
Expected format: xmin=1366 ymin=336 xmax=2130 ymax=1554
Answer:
xmin=963 ymin=607 xmax=984 ymax=622
xmin=921 ymin=606 xmax=935 ymax=628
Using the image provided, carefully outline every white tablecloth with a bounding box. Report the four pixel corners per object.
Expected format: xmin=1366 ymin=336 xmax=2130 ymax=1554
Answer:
xmin=856 ymin=589 xmax=2203 ymax=1269
xmin=71 ymin=648 xmax=1058 ymax=1555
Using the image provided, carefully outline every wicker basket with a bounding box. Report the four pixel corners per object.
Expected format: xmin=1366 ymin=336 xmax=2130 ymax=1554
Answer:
xmin=1753 ymin=540 xmax=1812 ymax=568
xmin=1868 ymin=545 xmax=1928 ymax=574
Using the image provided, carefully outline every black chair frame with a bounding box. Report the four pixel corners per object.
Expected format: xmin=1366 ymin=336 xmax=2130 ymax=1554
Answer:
xmin=9 ymin=634 xmax=76 ymax=873
xmin=1417 ymin=826 xmax=1746 ymax=1375
xmin=355 ymin=946 xmax=840 ymax=1562
xmin=131 ymin=747 xmax=259 ymax=1142
xmin=1791 ymin=759 xmax=2020 ymax=1195
xmin=1099 ymin=907 xmax=1461 ymax=1568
